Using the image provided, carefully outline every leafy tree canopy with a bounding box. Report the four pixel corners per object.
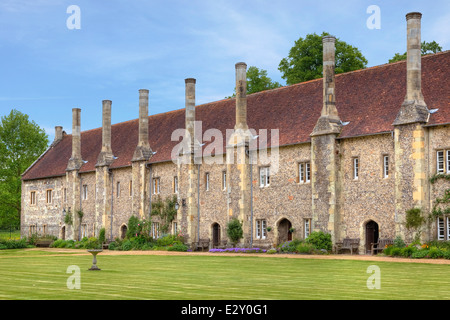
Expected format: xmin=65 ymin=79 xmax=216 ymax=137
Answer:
xmin=388 ymin=40 xmax=443 ymax=63
xmin=0 ymin=109 xmax=48 ymax=228
xmin=278 ymin=32 xmax=368 ymax=85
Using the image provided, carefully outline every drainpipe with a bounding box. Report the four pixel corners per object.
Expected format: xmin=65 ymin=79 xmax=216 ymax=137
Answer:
xmin=197 ymin=164 xmax=201 ymax=244
xmin=108 ymin=168 xmax=114 ymax=241
xmin=146 ymin=163 xmax=153 ymax=221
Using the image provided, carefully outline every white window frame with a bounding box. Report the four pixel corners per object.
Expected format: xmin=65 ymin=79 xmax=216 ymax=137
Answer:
xmin=259 ymin=167 xmax=270 ymax=187
xmin=152 ymin=178 xmax=160 ymax=195
xmin=205 ymin=172 xmax=210 ymax=191
xmin=353 ymin=157 xmax=359 ymax=180
xmin=305 ymin=163 xmax=311 ymax=182
xmin=299 ymin=162 xmax=311 ymax=184
xmin=304 ymin=218 xmax=311 ymax=239
xmin=222 ymin=171 xmax=227 ymax=191
xmin=172 ymin=222 xmax=178 ymax=235
xmin=437 ymin=151 xmax=444 ymax=174
xmin=447 ymin=150 xmax=450 ymax=174
xmin=173 ymin=176 xmax=178 ymax=194
xmin=152 ymin=222 xmax=160 ymax=239
xmin=438 ymin=217 xmax=445 ymax=241
xmin=447 ymin=217 xmax=450 ymax=241
xmin=256 ymin=219 xmax=267 ymax=240
xmin=383 ymin=155 xmax=389 ymax=178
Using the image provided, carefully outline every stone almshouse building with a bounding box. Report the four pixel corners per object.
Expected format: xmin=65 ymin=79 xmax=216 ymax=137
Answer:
xmin=21 ymin=13 xmax=449 ymax=253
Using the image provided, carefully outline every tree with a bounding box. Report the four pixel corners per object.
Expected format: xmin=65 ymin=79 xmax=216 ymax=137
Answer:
xmin=0 ymin=109 xmax=49 ymax=228
xmin=226 ymin=218 xmax=243 ymax=246
xmin=227 ymin=66 xmax=282 ymax=98
xmin=278 ymin=32 xmax=368 ymax=85
xmin=388 ymin=40 xmax=443 ymax=63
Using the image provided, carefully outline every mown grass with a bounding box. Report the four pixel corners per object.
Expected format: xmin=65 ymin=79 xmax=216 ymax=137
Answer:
xmin=0 ymin=250 xmax=448 ymax=300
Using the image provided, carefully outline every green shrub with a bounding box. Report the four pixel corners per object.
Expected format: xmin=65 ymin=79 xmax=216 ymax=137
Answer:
xmin=99 ymin=228 xmax=106 ymax=243
xmin=411 ymin=250 xmax=429 ymax=259
xmin=108 ymin=241 xmax=117 ymax=250
xmin=390 ymin=247 xmax=402 ymax=257
xmin=296 ymin=242 xmax=315 ymax=254
xmin=305 ymin=231 xmax=332 ymax=251
xmin=393 ymin=236 xmax=406 ymax=248
xmin=400 ymin=246 xmax=417 ymax=258
xmin=428 ymin=247 xmax=444 ymax=259
xmin=0 ymin=239 xmax=28 ymax=249
xmin=266 ymin=249 xmax=277 ymax=254
xmin=121 ymin=240 xmax=132 ymax=251
xmin=226 ymin=219 xmax=243 ymax=246
xmin=383 ymin=245 xmax=393 ymax=256
xmin=443 ymin=250 xmax=450 ymax=260
xmin=167 ymin=243 xmax=188 ymax=252
xmin=50 ymin=239 xmax=64 ymax=248
xmin=278 ymin=239 xmax=302 ymax=253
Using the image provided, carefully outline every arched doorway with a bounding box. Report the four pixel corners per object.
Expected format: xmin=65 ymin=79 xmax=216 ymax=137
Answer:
xmin=120 ymin=225 xmax=127 ymax=240
xmin=61 ymin=226 xmax=66 ymax=240
xmin=212 ymin=223 xmax=221 ymax=248
xmin=278 ymin=218 xmax=292 ymax=244
xmin=365 ymin=220 xmax=379 ymax=254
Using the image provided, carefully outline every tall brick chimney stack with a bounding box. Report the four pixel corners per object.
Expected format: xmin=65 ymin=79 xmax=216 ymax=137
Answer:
xmin=235 ymin=62 xmax=249 ymax=131
xmin=185 ymin=78 xmax=196 ymax=153
xmin=67 ymin=108 xmax=84 ymax=171
xmin=53 ymin=126 xmax=63 ymax=145
xmin=132 ymin=89 xmax=153 ymax=161
xmin=311 ymin=36 xmax=341 ymax=136
xmin=393 ymin=12 xmax=429 ymax=125
xmin=96 ymin=100 xmax=115 ymax=166
xmin=322 ymin=36 xmax=339 ymax=121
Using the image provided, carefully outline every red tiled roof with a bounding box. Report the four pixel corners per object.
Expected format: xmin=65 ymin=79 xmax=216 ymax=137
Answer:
xmin=22 ymin=51 xmax=450 ymax=181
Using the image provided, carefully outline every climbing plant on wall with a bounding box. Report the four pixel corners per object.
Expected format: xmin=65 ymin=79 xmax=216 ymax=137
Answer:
xmin=151 ymin=195 xmax=177 ymax=234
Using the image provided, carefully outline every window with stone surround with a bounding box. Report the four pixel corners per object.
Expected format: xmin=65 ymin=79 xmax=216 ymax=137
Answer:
xmin=173 ymin=176 xmax=178 ymax=194
xmin=29 ymin=225 xmax=36 ymax=237
xmin=152 ymin=222 xmax=160 ymax=239
xmin=383 ymin=155 xmax=389 ymax=178
xmin=298 ymin=162 xmax=310 ymax=184
xmin=30 ymin=191 xmax=36 ymax=205
xmin=153 ymin=178 xmax=160 ymax=195
xmin=222 ymin=171 xmax=226 ymax=191
xmin=436 ymin=150 xmax=450 ymax=174
xmin=82 ymin=185 xmax=88 ymax=200
xmin=81 ymin=223 xmax=88 ymax=238
xmin=46 ymin=189 xmax=53 ymax=204
xmin=129 ymin=181 xmax=132 ymax=197
xmin=116 ymin=181 xmax=121 ymax=198
xmin=63 ymin=188 xmax=67 ymax=203
xmin=259 ymin=167 xmax=270 ymax=187
xmin=256 ymin=219 xmax=267 ymax=239
xmin=205 ymin=172 xmax=210 ymax=191
xmin=353 ymin=157 xmax=359 ymax=180
xmin=437 ymin=216 xmax=450 ymax=241
xmin=304 ymin=218 xmax=311 ymax=239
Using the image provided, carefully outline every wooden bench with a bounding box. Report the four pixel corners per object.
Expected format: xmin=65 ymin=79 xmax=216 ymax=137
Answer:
xmin=35 ymin=239 xmax=54 ymax=248
xmin=371 ymin=239 xmax=394 ymax=255
xmin=195 ymin=238 xmax=210 ymax=251
xmin=334 ymin=238 xmax=360 ymax=255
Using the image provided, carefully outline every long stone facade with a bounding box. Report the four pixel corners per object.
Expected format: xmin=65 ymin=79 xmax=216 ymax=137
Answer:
xmin=21 ymin=12 xmax=450 ymax=254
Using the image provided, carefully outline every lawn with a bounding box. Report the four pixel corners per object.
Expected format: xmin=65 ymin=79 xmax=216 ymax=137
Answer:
xmin=0 ymin=249 xmax=448 ymax=300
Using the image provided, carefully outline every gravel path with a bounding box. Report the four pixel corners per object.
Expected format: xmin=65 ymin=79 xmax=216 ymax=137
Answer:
xmin=15 ymin=248 xmax=450 ymax=265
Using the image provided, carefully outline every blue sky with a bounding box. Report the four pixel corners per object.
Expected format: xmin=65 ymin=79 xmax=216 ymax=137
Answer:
xmin=0 ymin=0 xmax=449 ymax=142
